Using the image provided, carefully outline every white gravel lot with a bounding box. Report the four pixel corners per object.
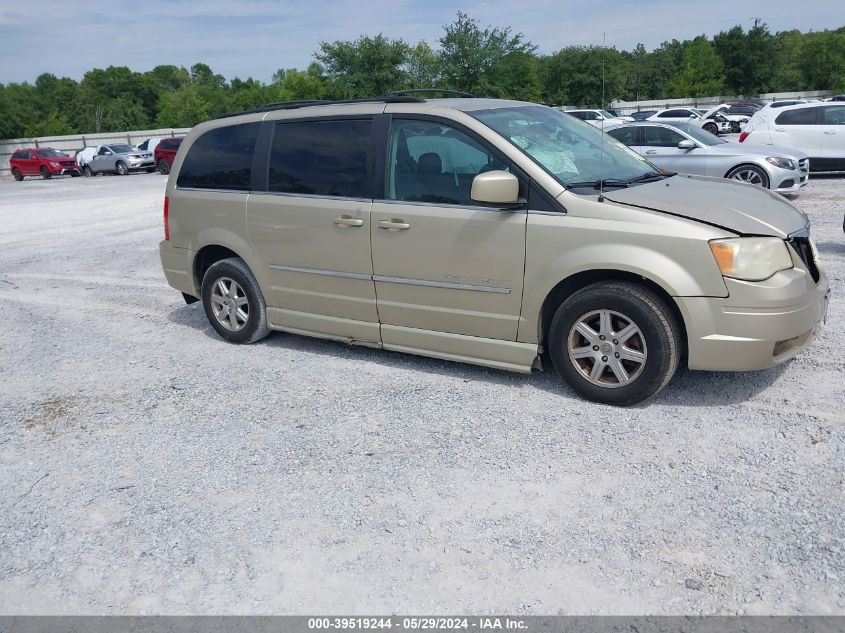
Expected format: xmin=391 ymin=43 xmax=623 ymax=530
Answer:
xmin=0 ymin=172 xmax=843 ymax=615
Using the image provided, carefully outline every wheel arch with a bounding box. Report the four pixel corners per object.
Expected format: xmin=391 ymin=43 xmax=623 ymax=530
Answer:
xmin=536 ymin=269 xmax=688 ymax=361
xmin=189 ymin=234 xmax=270 ymax=302
xmin=724 ymin=161 xmax=770 ymax=187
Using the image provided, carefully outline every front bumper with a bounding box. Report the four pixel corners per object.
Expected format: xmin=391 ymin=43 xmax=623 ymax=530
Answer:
xmin=677 ymin=264 xmax=829 ymax=371
xmin=769 ymin=163 xmax=809 ymax=194
xmin=50 ymin=167 xmax=81 ymax=176
xmin=127 ymin=160 xmax=155 ymax=171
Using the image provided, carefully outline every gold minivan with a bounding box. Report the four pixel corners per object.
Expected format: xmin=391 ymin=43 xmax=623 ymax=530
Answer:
xmin=160 ymin=95 xmax=829 ymax=405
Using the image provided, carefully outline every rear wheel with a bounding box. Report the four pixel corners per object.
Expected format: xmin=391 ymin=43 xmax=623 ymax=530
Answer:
xmin=548 ymin=281 xmax=680 ymax=406
xmin=11 ymin=168 xmax=23 ymax=181
xmin=727 ymin=164 xmax=769 ymax=188
xmin=201 ymin=258 xmax=271 ymax=344
xmin=703 ymin=122 xmax=718 ymax=134
xmin=157 ymin=159 xmax=170 ymax=175
xmin=40 ymin=166 xmax=52 ymax=179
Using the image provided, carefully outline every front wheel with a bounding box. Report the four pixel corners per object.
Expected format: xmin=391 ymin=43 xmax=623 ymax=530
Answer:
xmin=548 ymin=282 xmax=680 ymax=406
xmin=727 ymin=164 xmax=769 ymax=189
xmin=201 ymin=257 xmax=271 ymax=344
xmin=703 ymin=122 xmax=718 ymax=134
xmin=729 ymin=121 xmax=740 ymax=133
xmin=40 ymin=166 xmax=52 ymax=179
xmin=115 ymin=161 xmax=128 ymax=175
xmin=83 ymin=165 xmax=93 ymax=177
xmin=157 ymin=159 xmax=170 ymax=175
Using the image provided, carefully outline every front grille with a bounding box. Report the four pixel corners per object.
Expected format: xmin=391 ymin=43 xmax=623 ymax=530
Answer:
xmin=788 ymin=235 xmax=820 ymax=283
xmin=798 ymin=158 xmax=810 ymax=173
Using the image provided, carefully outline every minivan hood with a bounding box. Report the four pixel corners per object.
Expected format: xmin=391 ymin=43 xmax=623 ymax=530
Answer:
xmin=602 ymin=174 xmax=808 ymax=238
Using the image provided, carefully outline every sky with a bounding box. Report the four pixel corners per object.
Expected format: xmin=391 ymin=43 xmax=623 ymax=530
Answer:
xmin=1 ymin=0 xmax=843 ymax=84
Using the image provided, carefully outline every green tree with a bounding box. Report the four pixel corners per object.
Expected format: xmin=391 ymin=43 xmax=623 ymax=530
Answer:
xmin=316 ymin=34 xmax=410 ymax=98
xmin=438 ymin=12 xmax=536 ymax=95
xmin=713 ymin=25 xmax=776 ymax=94
xmin=664 ymin=36 xmax=725 ymax=97
xmin=404 ymin=42 xmax=441 ymax=89
xmin=155 ymin=86 xmax=210 ymax=127
xmin=799 ymin=29 xmax=845 ymax=91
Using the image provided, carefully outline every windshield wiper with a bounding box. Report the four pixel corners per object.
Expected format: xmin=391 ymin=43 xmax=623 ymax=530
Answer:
xmin=565 ymin=178 xmax=632 ymax=190
xmin=627 ymin=171 xmax=674 ymax=183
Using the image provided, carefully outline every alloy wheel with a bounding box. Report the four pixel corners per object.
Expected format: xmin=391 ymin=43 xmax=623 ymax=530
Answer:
xmin=567 ymin=309 xmax=647 ymax=388
xmin=209 ymin=277 xmax=249 ymax=332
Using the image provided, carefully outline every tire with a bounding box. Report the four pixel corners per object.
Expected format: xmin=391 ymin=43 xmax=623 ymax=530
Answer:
xmin=83 ymin=165 xmax=93 ymax=177
xmin=729 ymin=121 xmax=740 ymax=134
xmin=157 ymin=159 xmax=170 ymax=175
xmin=703 ymin=122 xmax=718 ymax=134
xmin=70 ymin=171 xmax=81 ymax=177
xmin=201 ymin=257 xmax=271 ymax=344
xmin=115 ymin=161 xmax=128 ymax=176
xmin=11 ymin=168 xmax=23 ymax=181
xmin=548 ymin=281 xmax=680 ymax=406
xmin=40 ymin=166 xmax=52 ymax=180
xmin=726 ymin=164 xmax=769 ymax=189
xmin=145 ymin=167 xmax=156 ymax=173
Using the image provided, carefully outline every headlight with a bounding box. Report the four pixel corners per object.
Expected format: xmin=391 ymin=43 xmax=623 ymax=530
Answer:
xmin=709 ymin=237 xmax=793 ymax=281
xmin=765 ymin=157 xmax=795 ymax=170
xmin=50 ymin=161 xmax=59 ymax=167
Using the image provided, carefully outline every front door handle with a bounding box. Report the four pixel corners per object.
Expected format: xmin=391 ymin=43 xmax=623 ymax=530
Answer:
xmin=377 ymin=219 xmax=411 ymax=230
xmin=824 ymin=130 xmax=836 ymax=135
xmin=645 ymin=150 xmax=658 ymax=155
xmin=334 ymin=215 xmax=364 ymax=227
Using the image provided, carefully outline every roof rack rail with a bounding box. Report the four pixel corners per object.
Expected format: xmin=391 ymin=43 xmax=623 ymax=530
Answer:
xmin=219 ymin=95 xmax=424 ymax=119
xmin=387 ymin=89 xmax=476 ymax=98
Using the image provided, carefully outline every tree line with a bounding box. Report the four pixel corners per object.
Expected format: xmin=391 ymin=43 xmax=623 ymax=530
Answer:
xmin=1 ymin=13 xmax=843 ymax=139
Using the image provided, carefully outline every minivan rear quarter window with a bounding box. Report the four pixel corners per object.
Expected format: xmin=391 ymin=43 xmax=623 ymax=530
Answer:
xmin=269 ymin=119 xmax=372 ymax=198
xmin=177 ymin=123 xmax=259 ymax=191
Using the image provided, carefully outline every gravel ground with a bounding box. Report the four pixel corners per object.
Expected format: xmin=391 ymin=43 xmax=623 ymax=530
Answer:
xmin=0 ymin=173 xmax=843 ymax=615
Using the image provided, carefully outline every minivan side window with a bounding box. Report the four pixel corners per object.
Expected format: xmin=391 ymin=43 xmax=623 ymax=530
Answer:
xmin=268 ymin=119 xmax=372 ymax=198
xmin=387 ymin=119 xmax=508 ymax=206
xmin=775 ymin=107 xmax=817 ymax=125
xmin=177 ymin=123 xmax=259 ymax=191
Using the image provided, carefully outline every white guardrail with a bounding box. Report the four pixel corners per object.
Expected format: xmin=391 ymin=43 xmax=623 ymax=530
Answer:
xmin=610 ymin=90 xmax=834 ymax=114
xmin=0 ymin=127 xmax=191 ymax=178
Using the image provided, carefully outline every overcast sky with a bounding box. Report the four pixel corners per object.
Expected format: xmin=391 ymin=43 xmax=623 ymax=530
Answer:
xmin=1 ymin=0 xmax=843 ymax=84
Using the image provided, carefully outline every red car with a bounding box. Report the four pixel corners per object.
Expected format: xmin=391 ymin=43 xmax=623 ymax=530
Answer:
xmin=9 ymin=147 xmax=81 ymax=180
xmin=154 ymin=137 xmax=184 ymax=174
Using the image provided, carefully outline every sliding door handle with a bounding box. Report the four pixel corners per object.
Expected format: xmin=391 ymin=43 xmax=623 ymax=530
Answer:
xmin=377 ymin=219 xmax=411 ymax=230
xmin=334 ymin=215 xmax=364 ymax=227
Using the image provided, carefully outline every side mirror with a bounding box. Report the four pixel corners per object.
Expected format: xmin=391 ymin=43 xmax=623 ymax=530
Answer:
xmin=471 ymin=171 xmax=522 ymax=209
xmin=678 ymin=140 xmax=696 ymax=150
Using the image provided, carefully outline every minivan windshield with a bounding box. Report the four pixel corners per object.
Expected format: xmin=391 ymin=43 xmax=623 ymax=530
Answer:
xmin=469 ymin=105 xmax=665 ymax=191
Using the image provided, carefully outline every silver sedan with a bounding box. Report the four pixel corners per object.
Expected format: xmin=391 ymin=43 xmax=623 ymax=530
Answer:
xmin=606 ymin=122 xmax=809 ymax=195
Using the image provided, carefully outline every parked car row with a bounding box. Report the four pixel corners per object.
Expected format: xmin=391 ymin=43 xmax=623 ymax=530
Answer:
xmin=8 ymin=136 xmax=184 ymax=181
xmin=606 ymin=121 xmax=809 ymax=194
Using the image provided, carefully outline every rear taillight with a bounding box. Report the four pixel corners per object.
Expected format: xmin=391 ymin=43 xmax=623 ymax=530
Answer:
xmin=738 ymin=131 xmax=749 ymax=143
xmin=163 ymin=196 xmax=170 ymax=241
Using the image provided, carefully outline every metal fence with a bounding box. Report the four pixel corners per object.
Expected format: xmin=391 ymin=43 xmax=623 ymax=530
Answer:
xmin=0 ymin=127 xmax=191 ymax=178
xmin=610 ymin=90 xmax=834 ymax=114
